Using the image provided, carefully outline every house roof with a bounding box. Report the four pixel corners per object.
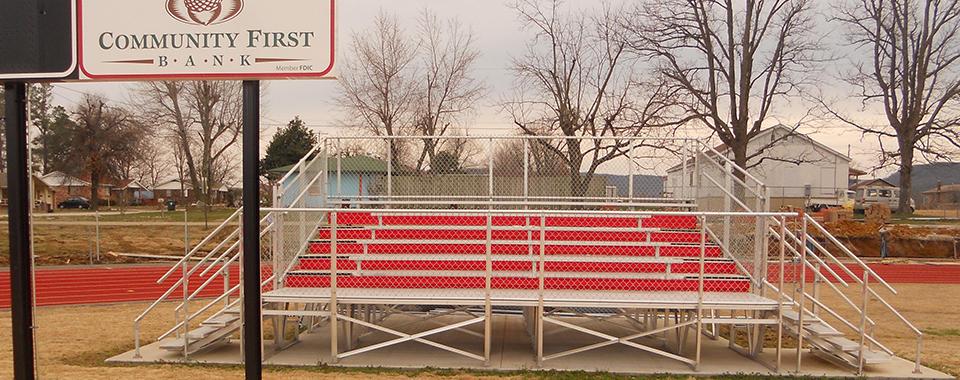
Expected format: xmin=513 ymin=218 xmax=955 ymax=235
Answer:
xmin=113 ymin=179 xmax=148 ymax=190
xmin=0 ymin=172 xmax=52 ymax=190
xmin=849 ymin=168 xmax=868 ymax=177
xmin=850 ymin=178 xmax=896 ymax=190
xmin=667 ymin=125 xmax=850 ymax=173
xmin=922 ymin=184 xmax=960 ymax=194
xmin=269 ymin=155 xmax=390 ymax=176
xmin=41 ymin=171 xmax=90 ymax=187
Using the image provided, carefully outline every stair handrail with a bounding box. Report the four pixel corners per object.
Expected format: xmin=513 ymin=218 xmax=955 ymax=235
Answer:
xmin=277 ymin=142 xmax=323 ymax=194
xmin=175 ymin=216 xmax=274 ymax=314
xmin=802 ymin=214 xmax=898 ymax=294
xmin=158 ymin=274 xmax=275 ymax=343
xmin=157 ymin=208 xmax=242 ymax=284
xmin=769 ymin=214 xmax=923 ymax=373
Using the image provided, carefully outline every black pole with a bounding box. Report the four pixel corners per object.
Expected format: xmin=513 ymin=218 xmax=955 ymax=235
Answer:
xmin=241 ymin=80 xmax=262 ymax=379
xmin=5 ymin=82 xmax=35 ymax=380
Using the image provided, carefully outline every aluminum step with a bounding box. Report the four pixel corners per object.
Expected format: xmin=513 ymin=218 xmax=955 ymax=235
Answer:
xmin=805 ymin=322 xmax=844 ymax=337
xmin=780 ymin=310 xmax=819 ymax=325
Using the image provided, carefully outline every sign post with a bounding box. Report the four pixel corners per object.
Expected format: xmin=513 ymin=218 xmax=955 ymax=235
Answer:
xmin=4 ymin=83 xmax=34 ymax=380
xmin=241 ymin=80 xmax=261 ymax=378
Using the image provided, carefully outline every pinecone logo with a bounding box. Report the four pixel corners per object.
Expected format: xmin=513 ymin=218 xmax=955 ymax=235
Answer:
xmin=167 ymin=0 xmax=243 ymax=26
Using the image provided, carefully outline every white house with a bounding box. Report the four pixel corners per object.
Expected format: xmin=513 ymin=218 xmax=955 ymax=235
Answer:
xmin=666 ymin=125 xmax=852 ymax=210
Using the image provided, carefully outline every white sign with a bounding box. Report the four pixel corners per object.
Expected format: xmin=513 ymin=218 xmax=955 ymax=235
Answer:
xmin=78 ymin=0 xmax=336 ymax=80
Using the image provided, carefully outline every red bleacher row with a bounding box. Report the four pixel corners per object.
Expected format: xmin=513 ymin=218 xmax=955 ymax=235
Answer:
xmin=332 ymin=212 xmax=700 ymax=229
xmin=285 ymin=276 xmax=751 ymax=292
xmin=316 ymin=229 xmax=703 ymax=243
xmin=296 ymin=259 xmax=739 ymax=274
xmin=307 ymin=243 xmax=722 ymax=257
xmin=287 ymin=212 xmax=742 ymax=293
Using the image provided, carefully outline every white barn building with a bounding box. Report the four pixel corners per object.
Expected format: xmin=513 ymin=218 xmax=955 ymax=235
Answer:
xmin=666 ymin=125 xmax=852 ymax=210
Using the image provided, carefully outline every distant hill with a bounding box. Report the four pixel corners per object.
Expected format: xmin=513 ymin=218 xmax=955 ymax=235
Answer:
xmin=885 ymin=162 xmax=960 ymax=201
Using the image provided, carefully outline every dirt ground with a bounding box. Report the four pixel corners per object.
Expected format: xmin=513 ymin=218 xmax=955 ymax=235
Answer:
xmin=0 ymin=284 xmax=956 ymax=379
xmin=0 ymin=224 xmax=229 ymax=266
xmin=822 ymin=220 xmax=960 ymax=258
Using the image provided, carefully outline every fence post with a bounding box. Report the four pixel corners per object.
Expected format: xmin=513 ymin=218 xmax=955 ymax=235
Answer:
xmin=723 ymin=162 xmax=732 ymax=248
xmin=681 ymin=140 xmax=688 ymax=200
xmin=858 ymin=272 xmax=869 ymax=376
xmin=386 ymin=139 xmax=392 ymax=202
xmin=523 ymin=139 xmax=530 ymax=206
xmin=95 ymin=210 xmax=101 ymax=262
xmin=336 ymin=138 xmax=342 ymax=198
xmin=488 ymin=138 xmax=494 ymax=205
xmin=628 ymin=141 xmax=636 ymax=201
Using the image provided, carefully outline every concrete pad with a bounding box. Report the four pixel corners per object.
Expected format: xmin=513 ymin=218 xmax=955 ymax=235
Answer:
xmin=109 ymin=314 xmax=954 ymax=379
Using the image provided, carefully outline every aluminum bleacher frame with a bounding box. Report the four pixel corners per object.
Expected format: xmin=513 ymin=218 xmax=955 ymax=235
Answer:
xmin=132 ymin=136 xmax=926 ymax=376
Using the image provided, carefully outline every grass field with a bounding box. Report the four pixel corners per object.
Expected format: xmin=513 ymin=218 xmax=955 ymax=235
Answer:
xmin=0 ymin=284 xmax=956 ymax=379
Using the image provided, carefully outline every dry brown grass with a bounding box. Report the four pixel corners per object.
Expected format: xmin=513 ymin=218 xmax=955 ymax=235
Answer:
xmin=0 ymin=285 xmax=956 ymax=378
xmin=0 ymin=224 xmax=227 ymax=266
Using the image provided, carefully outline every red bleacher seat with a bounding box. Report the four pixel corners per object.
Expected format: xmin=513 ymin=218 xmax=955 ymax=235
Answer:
xmin=286 ymin=212 xmax=749 ymax=293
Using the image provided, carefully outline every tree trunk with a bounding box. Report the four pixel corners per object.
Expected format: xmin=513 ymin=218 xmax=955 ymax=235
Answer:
xmin=897 ymin=142 xmax=915 ymax=215
xmin=90 ymin=169 xmax=101 ymax=211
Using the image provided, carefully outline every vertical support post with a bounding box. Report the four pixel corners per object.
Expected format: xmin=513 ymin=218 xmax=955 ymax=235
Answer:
xmin=796 ymin=212 xmax=807 ymax=373
xmin=241 ymin=80 xmax=262 ymax=379
xmin=484 ymin=213 xmax=493 ymax=366
xmin=536 ymin=214 xmax=546 ymax=367
xmin=777 ymin=216 xmax=786 ymax=373
xmin=6 ymin=82 xmax=35 ymax=380
xmin=182 ymin=259 xmax=190 ymax=358
xmin=695 ymin=215 xmax=706 ymax=371
xmin=330 ymin=212 xmax=339 ymax=363
xmin=858 ymin=272 xmax=869 ymax=376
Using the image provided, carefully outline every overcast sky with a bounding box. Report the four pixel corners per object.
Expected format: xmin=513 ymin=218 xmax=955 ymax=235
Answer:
xmin=51 ymin=0 xmax=905 ymax=176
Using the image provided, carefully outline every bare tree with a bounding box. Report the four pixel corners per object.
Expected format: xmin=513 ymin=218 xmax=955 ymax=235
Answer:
xmin=29 ymin=83 xmax=54 ymax=173
xmin=337 ymin=11 xmax=419 ymax=171
xmin=67 ymin=94 xmax=147 ymax=210
xmin=829 ymin=0 xmax=960 ymax=213
xmin=411 ymin=10 xmax=485 ymax=172
xmin=132 ymin=142 xmax=173 ymax=190
xmin=134 ymin=81 xmax=242 ymax=221
xmin=625 ymin=0 xmax=821 ymax=179
xmin=492 ymin=138 xmax=568 ymax=176
xmin=505 ymin=0 xmax=680 ymax=198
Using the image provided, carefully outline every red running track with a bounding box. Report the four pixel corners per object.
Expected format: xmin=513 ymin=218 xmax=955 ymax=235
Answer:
xmin=0 ymin=263 xmax=958 ymax=308
xmin=768 ymin=263 xmax=960 ymax=284
xmin=0 ymin=265 xmax=241 ymax=308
